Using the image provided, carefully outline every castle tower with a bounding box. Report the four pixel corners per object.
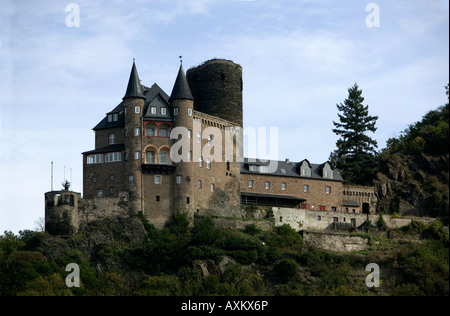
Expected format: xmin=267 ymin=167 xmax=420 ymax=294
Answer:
xmin=123 ymin=60 xmax=146 ymax=213
xmin=186 ymin=59 xmax=243 ymax=127
xmin=169 ymin=64 xmax=196 ymax=220
xmin=45 ymin=191 xmax=81 ymax=235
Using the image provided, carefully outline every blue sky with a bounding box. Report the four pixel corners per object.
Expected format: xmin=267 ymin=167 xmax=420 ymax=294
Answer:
xmin=0 ymin=0 xmax=448 ymax=233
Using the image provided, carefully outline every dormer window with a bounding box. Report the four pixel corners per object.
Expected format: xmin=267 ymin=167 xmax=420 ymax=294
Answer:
xmin=302 ymin=168 xmax=309 ymax=176
xmin=249 ymin=165 xmax=257 ymax=172
xmin=323 ymin=163 xmax=334 ymax=179
xmin=113 ymin=113 xmax=118 ymax=121
xmin=108 ymin=114 xmax=113 ymax=122
xmin=161 ymin=108 xmax=166 ymax=115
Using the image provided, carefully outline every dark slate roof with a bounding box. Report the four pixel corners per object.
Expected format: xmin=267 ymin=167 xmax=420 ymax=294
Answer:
xmin=241 ymin=192 xmax=306 ymax=202
xmin=240 ymin=158 xmax=343 ymax=182
xmin=93 ymin=107 xmax=125 ymax=131
xmin=82 ymin=144 xmax=125 ymax=155
xmin=93 ymin=84 xmax=172 ymax=130
xmin=123 ymin=61 xmax=146 ymax=100
xmin=169 ymin=65 xmax=194 ymax=101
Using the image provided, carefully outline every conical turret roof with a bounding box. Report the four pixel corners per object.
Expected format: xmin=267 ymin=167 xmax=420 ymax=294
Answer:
xmin=123 ymin=60 xmax=146 ymax=100
xmin=169 ymin=65 xmax=194 ymax=101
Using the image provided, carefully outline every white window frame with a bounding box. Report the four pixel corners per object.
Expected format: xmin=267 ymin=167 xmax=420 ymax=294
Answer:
xmin=161 ymin=108 xmax=167 ymax=115
xmin=206 ymin=158 xmax=211 ymax=170
xmin=282 ymin=183 xmax=287 ymax=191
xmin=211 ymin=183 xmax=215 ymax=192
xmin=155 ymin=175 xmax=161 ymax=185
xmin=135 ymin=106 xmax=141 ymax=114
xmin=176 ymin=175 xmax=182 ymax=184
xmin=265 ymin=181 xmax=270 ymax=189
xmin=150 ymin=106 xmax=156 ymax=114
xmin=174 ymin=108 xmax=179 ymax=116
xmin=134 ymin=151 xmax=140 ymax=160
xmin=134 ymin=127 xmax=140 ymax=136
xmin=248 ymin=180 xmax=253 ymax=188
xmin=188 ymin=108 xmax=192 ymax=116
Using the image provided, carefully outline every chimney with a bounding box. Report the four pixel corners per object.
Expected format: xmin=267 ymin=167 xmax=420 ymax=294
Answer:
xmin=285 ymin=158 xmax=290 ymax=163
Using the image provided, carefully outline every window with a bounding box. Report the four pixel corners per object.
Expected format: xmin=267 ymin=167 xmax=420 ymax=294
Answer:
xmin=161 ymin=108 xmax=167 ymax=115
xmin=207 ymin=135 xmax=212 ymax=146
xmin=187 ymin=197 xmax=190 ymax=204
xmin=206 ymin=158 xmax=211 ymax=170
xmin=92 ymin=177 xmax=97 ymax=183
xmin=108 ymin=133 xmax=115 ymax=144
xmin=159 ymin=151 xmax=168 ymax=164
xmin=197 ymin=132 xmax=201 ymax=143
xmin=176 ymin=175 xmax=182 ymax=184
xmin=227 ymin=162 xmax=230 ymax=171
xmin=129 ymin=175 xmax=134 ymax=183
xmin=174 ymin=108 xmax=179 ymax=116
xmin=198 ymin=180 xmax=202 ymax=189
xmin=87 ymin=154 xmax=103 ymax=164
xmin=282 ymin=183 xmax=287 ymax=191
xmin=146 ymin=126 xmax=156 ymax=136
xmin=134 ymin=127 xmax=140 ymax=136
xmin=326 ymin=186 xmax=331 ymax=194
xmin=188 ymin=108 xmax=192 ymax=116
xmin=248 ymin=180 xmax=253 ymax=188
xmin=333 ymin=217 xmax=339 ymax=223
xmin=317 ymin=216 xmax=322 ymax=221
xmin=324 ymin=170 xmax=332 ymax=178
xmin=345 ymin=207 xmax=349 ymax=213
xmin=105 ymin=152 xmax=122 ymax=163
xmin=135 ymin=106 xmax=141 ymax=114
xmin=302 ymin=168 xmax=310 ymax=176
xmin=211 ymin=183 xmax=215 ymax=192
xmin=110 ymin=174 xmax=115 ymax=181
xmin=259 ymin=166 xmax=269 ymax=173
xmin=155 ymin=176 xmax=161 ymax=184
xmin=281 ymin=168 xmax=286 ymax=174
xmin=265 ymin=181 xmax=270 ymax=189
xmin=146 ymin=151 xmax=155 ymax=164
xmin=303 ymin=185 xmax=309 ymax=193
xmin=188 ymin=151 xmax=192 ymax=161
xmin=199 ymin=156 xmax=203 ymax=167
xmin=113 ymin=113 xmax=118 ymax=121
xmin=320 ymin=205 xmax=326 ymax=211
xmin=110 ymin=187 xmax=115 ymax=194
xmin=156 ymin=196 xmax=160 ymax=202
xmin=150 ymin=106 xmax=156 ymax=114
xmin=331 ymin=207 xmax=337 ymax=212
xmin=159 ymin=128 xmax=168 ymax=137
xmin=188 ymin=129 xmax=192 ymax=138
xmin=134 ymin=151 xmax=140 ymax=160
xmin=97 ymin=189 xmax=103 ymax=198
xmin=107 ymin=114 xmax=113 ymax=122
xmin=249 ymin=165 xmax=257 ymax=172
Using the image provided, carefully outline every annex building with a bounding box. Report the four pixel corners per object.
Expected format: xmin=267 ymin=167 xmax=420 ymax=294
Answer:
xmin=45 ymin=58 xmax=378 ymax=235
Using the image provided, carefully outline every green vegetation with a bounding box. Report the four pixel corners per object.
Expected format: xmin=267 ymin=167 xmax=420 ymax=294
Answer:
xmin=0 ymin=215 xmax=448 ymax=296
xmin=329 ymin=83 xmax=379 ymax=185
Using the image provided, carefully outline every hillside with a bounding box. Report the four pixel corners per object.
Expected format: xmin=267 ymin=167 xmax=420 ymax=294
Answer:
xmin=375 ymin=97 xmax=449 ymax=224
xmin=0 ymin=213 xmax=448 ymax=296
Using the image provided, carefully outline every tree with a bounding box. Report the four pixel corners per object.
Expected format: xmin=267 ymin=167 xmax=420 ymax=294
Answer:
xmin=330 ymin=83 xmax=379 ymax=185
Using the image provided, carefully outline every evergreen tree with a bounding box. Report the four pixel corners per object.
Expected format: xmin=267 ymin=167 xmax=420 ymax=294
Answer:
xmin=330 ymin=83 xmax=379 ymax=185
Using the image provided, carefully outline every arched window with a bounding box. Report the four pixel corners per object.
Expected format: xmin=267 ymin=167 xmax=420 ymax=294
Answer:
xmin=159 ymin=148 xmax=170 ymax=164
xmin=158 ymin=123 xmax=171 ymax=137
xmin=145 ymin=123 xmax=157 ymax=137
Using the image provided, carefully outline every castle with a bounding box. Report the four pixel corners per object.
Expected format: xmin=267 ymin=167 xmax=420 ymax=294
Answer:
xmin=45 ymin=58 xmax=379 ymax=235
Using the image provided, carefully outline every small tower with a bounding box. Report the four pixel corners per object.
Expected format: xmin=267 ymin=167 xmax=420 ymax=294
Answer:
xmin=45 ymin=190 xmax=81 ymax=235
xmin=169 ymin=63 xmax=196 ymax=219
xmin=123 ymin=60 xmax=146 ymax=213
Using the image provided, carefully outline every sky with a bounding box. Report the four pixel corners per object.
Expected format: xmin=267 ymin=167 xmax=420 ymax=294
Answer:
xmin=0 ymin=0 xmax=448 ymax=233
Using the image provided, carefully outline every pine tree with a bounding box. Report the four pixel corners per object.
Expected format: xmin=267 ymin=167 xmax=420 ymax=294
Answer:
xmin=330 ymin=83 xmax=379 ymax=185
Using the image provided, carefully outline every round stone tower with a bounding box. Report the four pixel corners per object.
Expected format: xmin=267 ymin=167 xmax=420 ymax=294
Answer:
xmin=45 ymin=191 xmax=81 ymax=235
xmin=186 ymin=59 xmax=243 ymax=127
